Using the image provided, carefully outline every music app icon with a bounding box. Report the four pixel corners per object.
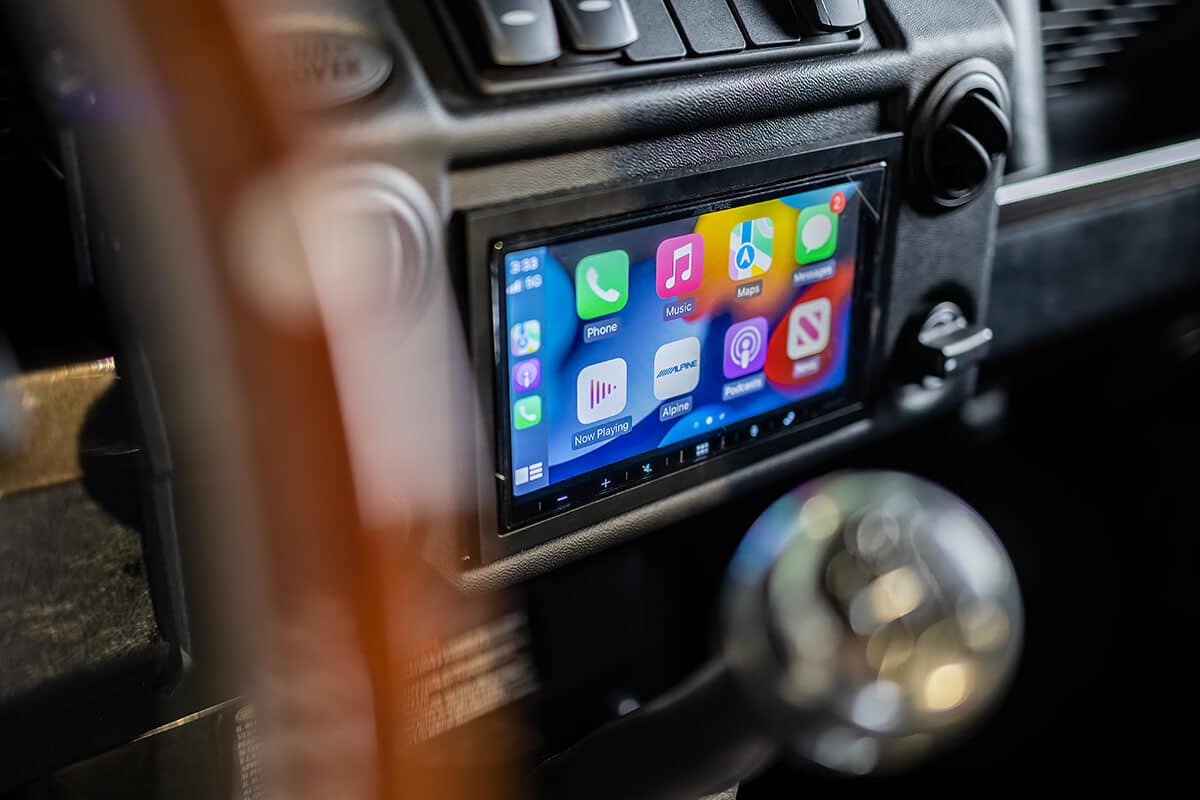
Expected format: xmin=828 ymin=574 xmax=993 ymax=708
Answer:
xmin=656 ymin=234 xmax=704 ymax=299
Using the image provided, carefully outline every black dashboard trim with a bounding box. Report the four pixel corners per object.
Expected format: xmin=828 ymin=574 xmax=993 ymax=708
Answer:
xmin=997 ymin=138 xmax=1200 ymax=226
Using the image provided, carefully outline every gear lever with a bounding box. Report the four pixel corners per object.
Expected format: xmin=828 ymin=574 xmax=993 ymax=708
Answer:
xmin=538 ymin=472 xmax=1022 ymax=796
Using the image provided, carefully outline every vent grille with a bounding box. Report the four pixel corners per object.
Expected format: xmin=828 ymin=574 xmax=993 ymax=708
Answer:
xmin=1042 ymin=0 xmax=1180 ymax=99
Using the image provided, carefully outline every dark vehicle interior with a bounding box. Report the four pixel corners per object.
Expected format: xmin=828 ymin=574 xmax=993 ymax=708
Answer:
xmin=2 ymin=1 xmax=1198 ymax=796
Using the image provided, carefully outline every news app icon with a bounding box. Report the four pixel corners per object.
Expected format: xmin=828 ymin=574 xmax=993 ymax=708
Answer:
xmin=723 ymin=317 xmax=769 ymax=379
xmin=656 ymin=234 xmax=704 ymax=298
xmin=577 ymin=358 xmax=628 ymax=424
xmin=787 ymin=298 xmax=832 ymax=360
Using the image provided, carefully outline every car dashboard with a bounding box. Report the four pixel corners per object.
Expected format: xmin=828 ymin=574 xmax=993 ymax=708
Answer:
xmin=1 ymin=0 xmax=1198 ymax=794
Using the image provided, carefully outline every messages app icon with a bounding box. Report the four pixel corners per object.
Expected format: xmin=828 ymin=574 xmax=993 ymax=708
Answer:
xmin=796 ymin=205 xmax=839 ymax=264
xmin=576 ymin=250 xmax=630 ymax=320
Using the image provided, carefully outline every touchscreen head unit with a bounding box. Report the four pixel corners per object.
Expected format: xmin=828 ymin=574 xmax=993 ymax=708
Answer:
xmin=491 ymin=166 xmax=885 ymax=530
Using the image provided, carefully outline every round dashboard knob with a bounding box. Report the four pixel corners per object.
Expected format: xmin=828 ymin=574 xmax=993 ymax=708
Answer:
xmin=722 ymin=471 xmax=1022 ymax=775
xmin=296 ymin=165 xmax=438 ymax=330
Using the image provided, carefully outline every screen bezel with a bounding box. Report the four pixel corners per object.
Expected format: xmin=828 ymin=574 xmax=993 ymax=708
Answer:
xmin=463 ymin=136 xmax=901 ymax=564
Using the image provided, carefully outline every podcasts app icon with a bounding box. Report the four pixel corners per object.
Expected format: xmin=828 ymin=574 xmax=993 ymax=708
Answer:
xmin=723 ymin=317 xmax=769 ymax=380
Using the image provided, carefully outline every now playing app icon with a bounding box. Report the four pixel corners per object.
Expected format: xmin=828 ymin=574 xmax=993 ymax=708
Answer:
xmin=577 ymin=358 xmax=627 ymax=424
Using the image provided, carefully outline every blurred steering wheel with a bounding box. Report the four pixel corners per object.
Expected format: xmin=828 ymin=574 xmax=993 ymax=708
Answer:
xmin=4 ymin=2 xmax=504 ymax=798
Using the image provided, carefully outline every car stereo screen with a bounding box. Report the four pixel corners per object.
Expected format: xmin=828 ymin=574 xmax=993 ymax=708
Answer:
xmin=495 ymin=168 xmax=881 ymax=525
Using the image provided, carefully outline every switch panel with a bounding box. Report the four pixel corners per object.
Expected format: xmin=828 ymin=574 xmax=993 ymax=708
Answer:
xmin=439 ymin=0 xmax=863 ymax=94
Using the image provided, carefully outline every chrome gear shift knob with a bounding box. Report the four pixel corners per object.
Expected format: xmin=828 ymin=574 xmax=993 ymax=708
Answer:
xmin=722 ymin=471 xmax=1022 ymax=775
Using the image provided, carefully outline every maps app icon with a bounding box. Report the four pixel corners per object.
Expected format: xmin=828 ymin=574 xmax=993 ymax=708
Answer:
xmin=729 ymin=217 xmax=774 ymax=280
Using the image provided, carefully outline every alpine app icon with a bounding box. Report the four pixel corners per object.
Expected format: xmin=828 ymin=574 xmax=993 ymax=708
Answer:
xmin=653 ymin=337 xmax=701 ymax=400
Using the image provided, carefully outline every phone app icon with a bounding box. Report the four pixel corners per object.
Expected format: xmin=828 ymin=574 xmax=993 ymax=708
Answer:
xmin=656 ymin=234 xmax=704 ymax=298
xmin=724 ymin=317 xmax=769 ymax=379
xmin=512 ymin=358 xmax=542 ymax=393
xmin=576 ymin=250 xmax=630 ymax=320
xmin=795 ymin=205 xmax=839 ymax=264
xmin=513 ymin=395 xmax=543 ymax=430
xmin=510 ymin=320 xmax=541 ymax=357
xmin=729 ymin=218 xmax=774 ymax=281
xmin=577 ymin=358 xmax=627 ymax=424
xmin=653 ymin=337 xmax=701 ymax=400
xmin=787 ymin=297 xmax=832 ymax=360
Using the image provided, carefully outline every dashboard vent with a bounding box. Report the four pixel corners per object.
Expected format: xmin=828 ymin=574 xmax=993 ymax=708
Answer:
xmin=911 ymin=60 xmax=1012 ymax=211
xmin=1042 ymin=0 xmax=1181 ymax=100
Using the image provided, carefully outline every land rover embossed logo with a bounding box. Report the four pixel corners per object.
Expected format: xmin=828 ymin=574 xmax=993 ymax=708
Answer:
xmin=270 ymin=29 xmax=392 ymax=108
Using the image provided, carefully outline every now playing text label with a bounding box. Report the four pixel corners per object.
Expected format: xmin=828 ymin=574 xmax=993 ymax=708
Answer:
xmin=571 ymin=416 xmax=632 ymax=450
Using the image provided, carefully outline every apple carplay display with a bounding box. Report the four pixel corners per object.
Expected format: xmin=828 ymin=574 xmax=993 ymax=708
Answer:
xmin=493 ymin=166 xmax=885 ymax=528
